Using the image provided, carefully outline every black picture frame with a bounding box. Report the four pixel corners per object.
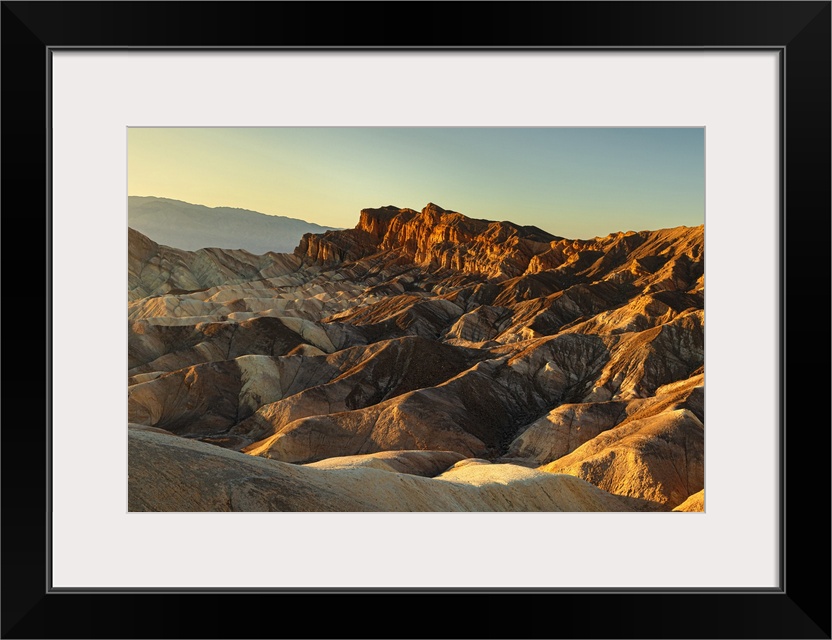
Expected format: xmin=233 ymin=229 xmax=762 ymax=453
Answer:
xmin=2 ymin=2 xmax=829 ymax=638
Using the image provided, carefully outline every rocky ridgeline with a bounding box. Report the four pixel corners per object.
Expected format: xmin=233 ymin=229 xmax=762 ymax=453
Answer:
xmin=128 ymin=203 xmax=705 ymax=512
xmin=296 ymin=203 xmax=702 ymax=293
xmin=297 ymin=203 xmax=558 ymax=279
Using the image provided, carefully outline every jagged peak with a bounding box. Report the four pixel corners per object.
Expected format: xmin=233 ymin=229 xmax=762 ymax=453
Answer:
xmin=422 ymin=202 xmax=451 ymax=215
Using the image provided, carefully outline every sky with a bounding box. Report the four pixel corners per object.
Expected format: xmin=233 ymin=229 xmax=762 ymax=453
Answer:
xmin=128 ymin=127 xmax=704 ymax=239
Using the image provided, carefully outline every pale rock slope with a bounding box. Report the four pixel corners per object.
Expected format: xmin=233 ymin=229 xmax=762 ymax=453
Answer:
xmin=128 ymin=227 xmax=302 ymax=300
xmin=672 ymin=489 xmax=705 ymax=512
xmin=129 ymin=428 xmax=634 ymax=512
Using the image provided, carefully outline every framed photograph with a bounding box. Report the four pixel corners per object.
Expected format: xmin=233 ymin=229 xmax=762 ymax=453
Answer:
xmin=3 ymin=2 xmax=829 ymax=638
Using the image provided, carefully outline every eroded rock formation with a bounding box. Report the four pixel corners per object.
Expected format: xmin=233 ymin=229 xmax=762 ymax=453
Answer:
xmin=128 ymin=202 xmax=704 ymax=512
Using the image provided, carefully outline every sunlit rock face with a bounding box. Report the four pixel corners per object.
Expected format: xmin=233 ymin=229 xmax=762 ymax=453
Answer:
xmin=128 ymin=203 xmax=704 ymax=512
xmin=297 ymin=203 xmax=559 ymax=280
xmin=673 ymin=489 xmax=705 ymax=512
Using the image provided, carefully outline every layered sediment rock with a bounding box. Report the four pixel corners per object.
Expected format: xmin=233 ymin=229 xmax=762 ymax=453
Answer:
xmin=128 ymin=203 xmax=704 ymax=511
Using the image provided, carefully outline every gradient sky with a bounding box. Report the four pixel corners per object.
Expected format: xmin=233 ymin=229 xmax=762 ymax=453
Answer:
xmin=128 ymin=127 xmax=704 ymax=239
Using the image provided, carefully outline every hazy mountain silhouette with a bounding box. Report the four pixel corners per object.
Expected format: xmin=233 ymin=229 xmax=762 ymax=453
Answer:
xmin=128 ymin=196 xmax=337 ymax=254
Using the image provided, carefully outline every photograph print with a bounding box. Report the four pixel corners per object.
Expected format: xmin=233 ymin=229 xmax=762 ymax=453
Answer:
xmin=127 ymin=127 xmax=704 ymax=513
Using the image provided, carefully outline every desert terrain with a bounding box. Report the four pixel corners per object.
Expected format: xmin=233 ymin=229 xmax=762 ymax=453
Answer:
xmin=128 ymin=202 xmax=704 ymax=512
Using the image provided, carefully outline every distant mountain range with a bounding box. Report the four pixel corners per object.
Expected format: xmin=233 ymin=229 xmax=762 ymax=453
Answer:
xmin=128 ymin=196 xmax=337 ymax=254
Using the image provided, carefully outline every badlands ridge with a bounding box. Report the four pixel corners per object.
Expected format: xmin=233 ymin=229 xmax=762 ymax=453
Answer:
xmin=128 ymin=203 xmax=704 ymax=512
